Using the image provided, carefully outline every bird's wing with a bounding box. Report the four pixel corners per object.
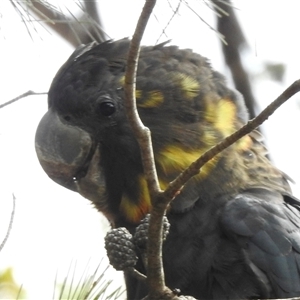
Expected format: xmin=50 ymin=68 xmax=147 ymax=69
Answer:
xmin=221 ymin=188 xmax=300 ymax=298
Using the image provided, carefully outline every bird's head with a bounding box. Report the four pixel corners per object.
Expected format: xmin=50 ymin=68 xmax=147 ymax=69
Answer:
xmin=35 ymin=39 xmax=268 ymax=227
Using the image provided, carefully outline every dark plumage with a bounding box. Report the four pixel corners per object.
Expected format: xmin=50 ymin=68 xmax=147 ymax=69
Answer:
xmin=35 ymin=39 xmax=300 ymax=299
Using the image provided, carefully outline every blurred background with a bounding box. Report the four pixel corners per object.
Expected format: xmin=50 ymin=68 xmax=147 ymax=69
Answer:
xmin=1 ymin=1 xmax=300 ymax=299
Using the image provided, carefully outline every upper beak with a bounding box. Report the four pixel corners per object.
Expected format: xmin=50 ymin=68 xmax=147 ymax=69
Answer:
xmin=35 ymin=109 xmax=93 ymax=192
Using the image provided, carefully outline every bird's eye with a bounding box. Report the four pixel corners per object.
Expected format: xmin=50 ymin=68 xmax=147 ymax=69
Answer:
xmin=99 ymin=101 xmax=116 ymax=116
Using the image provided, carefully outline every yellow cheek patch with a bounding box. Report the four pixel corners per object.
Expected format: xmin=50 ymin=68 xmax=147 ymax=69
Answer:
xmin=205 ymin=98 xmax=236 ymax=137
xmin=157 ymin=145 xmax=219 ymax=181
xmin=173 ymin=72 xmax=200 ymax=99
xmin=119 ymin=176 xmax=151 ymax=224
xmin=137 ymin=90 xmax=164 ymax=108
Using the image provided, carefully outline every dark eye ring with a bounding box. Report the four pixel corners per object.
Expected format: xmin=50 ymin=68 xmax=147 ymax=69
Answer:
xmin=99 ymin=101 xmax=116 ymax=116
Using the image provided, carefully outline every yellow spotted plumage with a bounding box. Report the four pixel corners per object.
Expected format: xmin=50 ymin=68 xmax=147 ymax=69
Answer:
xmin=136 ymin=90 xmax=164 ymax=108
xmin=40 ymin=38 xmax=291 ymax=225
xmin=36 ymin=38 xmax=300 ymax=299
xmin=105 ymin=41 xmax=291 ymax=223
xmin=171 ymin=72 xmax=201 ymax=99
xmin=119 ymin=175 xmax=151 ymax=224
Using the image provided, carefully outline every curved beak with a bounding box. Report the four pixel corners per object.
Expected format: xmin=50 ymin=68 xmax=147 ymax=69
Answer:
xmin=35 ymin=109 xmax=94 ymax=192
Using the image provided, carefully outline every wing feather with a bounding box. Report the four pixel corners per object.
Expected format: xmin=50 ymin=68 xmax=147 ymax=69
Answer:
xmin=221 ymin=188 xmax=300 ymax=297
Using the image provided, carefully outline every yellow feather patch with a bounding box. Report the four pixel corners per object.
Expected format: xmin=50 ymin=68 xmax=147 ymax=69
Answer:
xmin=205 ymin=98 xmax=252 ymax=152
xmin=137 ymin=90 xmax=164 ymax=108
xmin=205 ymin=98 xmax=236 ymax=137
xmin=172 ymin=73 xmax=200 ymax=99
xmin=135 ymin=90 xmax=142 ymax=99
xmin=157 ymin=145 xmax=219 ymax=180
xmin=236 ymin=135 xmax=253 ymax=151
xmin=119 ymin=176 xmax=151 ymax=223
xmin=202 ymin=128 xmax=219 ymax=148
xmin=119 ymin=75 xmax=125 ymax=86
xmin=158 ymin=179 xmax=169 ymax=190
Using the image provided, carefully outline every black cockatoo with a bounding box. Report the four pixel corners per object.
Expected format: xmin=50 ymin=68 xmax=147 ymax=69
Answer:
xmin=35 ymin=39 xmax=300 ymax=299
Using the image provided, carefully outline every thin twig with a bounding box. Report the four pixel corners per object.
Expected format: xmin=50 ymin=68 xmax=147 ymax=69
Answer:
xmin=0 ymin=194 xmax=16 ymax=252
xmin=183 ymin=0 xmax=226 ymax=44
xmin=124 ymin=1 xmax=161 ymax=197
xmin=125 ymin=267 xmax=147 ymax=282
xmin=10 ymin=0 xmax=34 ymax=40
xmin=155 ymin=0 xmax=182 ymax=44
xmin=0 ymin=90 xmax=47 ymax=109
xmin=15 ymin=284 xmax=24 ymax=300
xmin=124 ymin=0 xmax=174 ymax=297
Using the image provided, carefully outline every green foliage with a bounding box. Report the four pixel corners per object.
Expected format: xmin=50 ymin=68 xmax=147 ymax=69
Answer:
xmin=54 ymin=261 xmax=125 ymax=300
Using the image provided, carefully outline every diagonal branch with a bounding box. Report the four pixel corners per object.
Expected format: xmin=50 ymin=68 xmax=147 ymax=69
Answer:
xmin=0 ymin=90 xmax=47 ymax=109
xmin=0 ymin=194 xmax=16 ymax=252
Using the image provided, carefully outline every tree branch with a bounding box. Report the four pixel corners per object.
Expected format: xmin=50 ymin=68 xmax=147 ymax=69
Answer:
xmin=213 ymin=0 xmax=258 ymax=119
xmin=0 ymin=90 xmax=47 ymax=109
xmin=123 ymin=0 xmax=176 ymax=298
xmin=124 ymin=5 xmax=162 ymax=198
xmin=83 ymin=0 xmax=108 ymax=42
xmin=126 ymin=267 xmax=147 ymax=282
xmin=0 ymin=194 xmax=16 ymax=252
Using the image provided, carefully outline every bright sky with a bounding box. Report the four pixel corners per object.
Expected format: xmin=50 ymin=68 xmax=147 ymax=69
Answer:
xmin=1 ymin=1 xmax=300 ymax=299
